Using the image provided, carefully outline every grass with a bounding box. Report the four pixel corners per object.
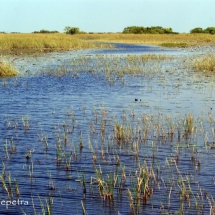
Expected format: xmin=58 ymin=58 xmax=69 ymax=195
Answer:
xmin=1 ymin=33 xmax=215 ymax=56
xmin=73 ymin=33 xmax=215 ymax=47
xmin=0 ymin=33 xmax=112 ymax=55
xmin=41 ymin=53 xmax=172 ymax=82
xmin=1 ymin=103 xmax=215 ymax=214
xmin=0 ymin=59 xmax=19 ymax=77
xmin=1 ymin=37 xmax=215 ymax=214
xmin=192 ymin=53 xmax=215 ymax=72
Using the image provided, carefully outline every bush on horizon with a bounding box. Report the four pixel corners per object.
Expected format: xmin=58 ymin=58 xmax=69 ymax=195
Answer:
xmin=190 ymin=27 xmax=215 ymax=34
xmin=122 ymin=26 xmax=178 ymax=34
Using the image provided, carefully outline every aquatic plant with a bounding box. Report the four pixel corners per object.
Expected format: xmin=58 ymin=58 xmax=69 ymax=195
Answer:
xmin=192 ymin=53 xmax=215 ymax=72
xmin=0 ymin=59 xmax=19 ymax=77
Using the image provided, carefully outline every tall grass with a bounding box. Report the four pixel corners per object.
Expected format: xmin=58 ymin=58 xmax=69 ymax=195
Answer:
xmin=73 ymin=33 xmax=215 ymax=47
xmin=0 ymin=60 xmax=19 ymax=77
xmin=192 ymin=53 xmax=215 ymax=72
xmin=1 ymin=33 xmax=214 ymax=55
xmin=0 ymin=33 xmax=112 ymax=54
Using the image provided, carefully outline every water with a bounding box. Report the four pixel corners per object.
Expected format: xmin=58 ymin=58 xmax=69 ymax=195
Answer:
xmin=0 ymin=44 xmax=215 ymax=214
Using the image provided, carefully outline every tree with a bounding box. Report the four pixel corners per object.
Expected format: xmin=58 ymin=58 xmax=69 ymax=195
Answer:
xmin=190 ymin=27 xmax=204 ymax=34
xmin=32 ymin=29 xmax=59 ymax=34
xmin=64 ymin=26 xmax=80 ymax=35
xmin=190 ymin=27 xmax=215 ymax=34
xmin=122 ymin=26 xmax=176 ymax=34
xmin=204 ymin=27 xmax=215 ymax=34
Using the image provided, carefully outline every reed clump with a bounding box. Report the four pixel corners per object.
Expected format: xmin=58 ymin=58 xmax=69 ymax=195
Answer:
xmin=192 ymin=53 xmax=215 ymax=72
xmin=0 ymin=60 xmax=19 ymax=77
xmin=42 ymin=53 xmax=171 ymax=82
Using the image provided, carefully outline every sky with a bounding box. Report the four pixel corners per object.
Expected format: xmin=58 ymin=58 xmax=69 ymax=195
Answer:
xmin=0 ymin=0 xmax=215 ymax=33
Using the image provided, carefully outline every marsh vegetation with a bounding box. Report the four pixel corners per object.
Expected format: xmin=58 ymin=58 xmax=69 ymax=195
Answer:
xmin=1 ymin=41 xmax=215 ymax=214
xmin=0 ymin=59 xmax=19 ymax=77
xmin=1 ymin=33 xmax=215 ymax=57
xmin=73 ymin=33 xmax=215 ymax=47
xmin=0 ymin=33 xmax=112 ymax=55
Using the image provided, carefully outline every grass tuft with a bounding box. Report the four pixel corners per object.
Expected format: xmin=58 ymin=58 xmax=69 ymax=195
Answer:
xmin=0 ymin=60 xmax=19 ymax=77
xmin=192 ymin=53 xmax=215 ymax=72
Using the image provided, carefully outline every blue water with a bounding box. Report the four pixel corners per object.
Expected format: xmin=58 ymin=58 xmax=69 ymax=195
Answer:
xmin=0 ymin=43 xmax=215 ymax=214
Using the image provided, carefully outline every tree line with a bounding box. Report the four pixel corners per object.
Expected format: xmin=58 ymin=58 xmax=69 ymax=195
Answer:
xmin=1 ymin=26 xmax=215 ymax=35
xmin=32 ymin=29 xmax=59 ymax=34
xmin=190 ymin=27 xmax=215 ymax=34
xmin=122 ymin=26 xmax=178 ymax=34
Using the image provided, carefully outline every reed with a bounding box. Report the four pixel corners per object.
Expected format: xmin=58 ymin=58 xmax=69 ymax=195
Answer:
xmin=55 ymin=144 xmax=63 ymax=162
xmin=14 ymin=178 xmax=20 ymax=197
xmin=73 ymin=33 xmax=215 ymax=47
xmin=47 ymin=172 xmax=56 ymax=190
xmin=9 ymin=137 xmax=17 ymax=153
xmin=38 ymin=195 xmax=53 ymax=215
xmin=4 ymin=139 xmax=10 ymax=159
xmin=42 ymin=53 xmax=171 ymax=84
xmin=28 ymin=161 xmax=34 ymax=178
xmin=192 ymin=53 xmax=215 ymax=72
xmin=1 ymin=86 xmax=215 ymax=214
xmin=81 ymin=200 xmax=87 ymax=215
xmin=0 ymin=33 xmax=112 ymax=55
xmin=65 ymin=153 xmax=72 ymax=171
xmin=82 ymin=172 xmax=87 ymax=199
xmin=183 ymin=113 xmax=194 ymax=136
xmin=0 ymin=59 xmax=19 ymax=77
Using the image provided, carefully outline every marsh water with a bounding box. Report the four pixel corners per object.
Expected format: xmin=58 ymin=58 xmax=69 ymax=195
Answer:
xmin=1 ymin=43 xmax=215 ymax=214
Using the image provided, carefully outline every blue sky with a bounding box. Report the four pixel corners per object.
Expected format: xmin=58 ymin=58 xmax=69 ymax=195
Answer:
xmin=1 ymin=0 xmax=214 ymax=33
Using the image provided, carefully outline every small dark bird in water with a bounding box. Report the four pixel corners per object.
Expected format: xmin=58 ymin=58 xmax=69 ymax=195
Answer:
xmin=135 ymin=98 xmax=138 ymax=101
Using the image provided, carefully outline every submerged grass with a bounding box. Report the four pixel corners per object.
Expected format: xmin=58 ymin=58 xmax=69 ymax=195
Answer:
xmin=41 ymin=53 xmax=172 ymax=82
xmin=1 ymin=38 xmax=215 ymax=214
xmin=0 ymin=60 xmax=19 ymax=77
xmin=1 ymin=102 xmax=215 ymax=214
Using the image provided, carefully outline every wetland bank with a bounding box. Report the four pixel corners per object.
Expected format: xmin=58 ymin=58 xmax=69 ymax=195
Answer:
xmin=1 ymin=34 xmax=215 ymax=214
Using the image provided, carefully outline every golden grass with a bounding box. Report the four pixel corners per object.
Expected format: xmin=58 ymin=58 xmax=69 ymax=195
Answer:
xmin=0 ymin=33 xmax=112 ymax=54
xmin=0 ymin=60 xmax=19 ymax=77
xmin=73 ymin=33 xmax=215 ymax=47
xmin=1 ymin=33 xmax=215 ymax=57
xmin=192 ymin=54 xmax=215 ymax=72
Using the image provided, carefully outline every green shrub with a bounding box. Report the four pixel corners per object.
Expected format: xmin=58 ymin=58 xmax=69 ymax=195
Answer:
xmin=122 ymin=26 xmax=178 ymax=34
xmin=33 ymin=29 xmax=59 ymax=34
xmin=160 ymin=42 xmax=188 ymax=48
xmin=190 ymin=27 xmax=204 ymax=34
xmin=190 ymin=27 xmax=215 ymax=34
